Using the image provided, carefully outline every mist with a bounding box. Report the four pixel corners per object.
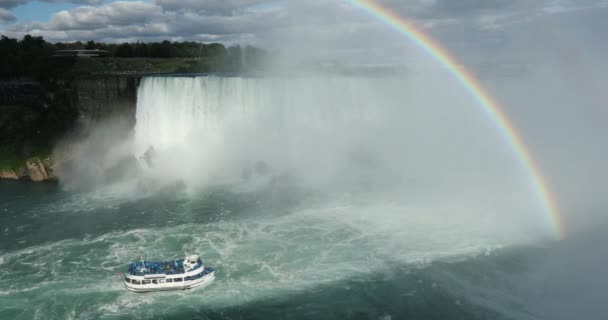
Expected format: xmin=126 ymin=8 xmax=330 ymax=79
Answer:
xmin=0 ymin=1 xmax=601 ymax=319
xmin=45 ymin=0 xmax=608 ymax=244
xmin=52 ymin=1 xmax=608 ymax=243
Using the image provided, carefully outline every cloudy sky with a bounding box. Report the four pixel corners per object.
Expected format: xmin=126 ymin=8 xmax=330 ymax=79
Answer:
xmin=0 ymin=0 xmax=606 ymax=47
xmin=0 ymin=0 xmax=607 ymax=70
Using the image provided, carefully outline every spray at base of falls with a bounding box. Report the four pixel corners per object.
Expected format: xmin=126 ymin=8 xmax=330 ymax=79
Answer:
xmin=134 ymin=75 xmax=399 ymax=189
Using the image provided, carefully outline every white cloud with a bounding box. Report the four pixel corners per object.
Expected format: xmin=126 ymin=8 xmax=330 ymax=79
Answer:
xmin=0 ymin=0 xmax=26 ymax=9
xmin=47 ymin=1 xmax=162 ymax=30
xmin=0 ymin=7 xmax=15 ymax=23
xmin=0 ymin=0 xmax=103 ymax=9
xmin=154 ymin=0 xmax=270 ymax=14
xmin=3 ymin=0 xmax=285 ymax=43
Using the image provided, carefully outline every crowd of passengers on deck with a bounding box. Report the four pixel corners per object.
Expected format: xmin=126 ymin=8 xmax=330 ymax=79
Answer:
xmin=127 ymin=259 xmax=203 ymax=276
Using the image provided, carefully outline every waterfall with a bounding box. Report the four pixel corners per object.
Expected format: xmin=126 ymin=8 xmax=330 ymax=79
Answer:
xmin=132 ymin=74 xmax=534 ymax=209
xmin=57 ymin=74 xmax=545 ymax=235
xmin=133 ymin=75 xmax=405 ymax=188
xmin=134 ymin=76 xmax=386 ymax=154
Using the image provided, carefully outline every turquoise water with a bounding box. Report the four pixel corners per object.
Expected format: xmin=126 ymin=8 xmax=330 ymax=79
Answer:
xmin=0 ymin=179 xmax=568 ymax=320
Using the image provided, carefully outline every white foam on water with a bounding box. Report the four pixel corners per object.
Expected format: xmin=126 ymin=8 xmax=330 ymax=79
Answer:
xmin=0 ymin=188 xmax=545 ymax=320
xmin=110 ymin=204 xmax=526 ymax=313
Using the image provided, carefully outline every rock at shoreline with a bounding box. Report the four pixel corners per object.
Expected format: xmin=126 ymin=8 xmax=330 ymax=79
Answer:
xmin=42 ymin=156 xmax=57 ymax=180
xmin=15 ymin=166 xmax=28 ymax=179
xmin=0 ymin=156 xmax=59 ymax=182
xmin=26 ymin=157 xmax=49 ymax=182
xmin=0 ymin=170 xmax=19 ymax=180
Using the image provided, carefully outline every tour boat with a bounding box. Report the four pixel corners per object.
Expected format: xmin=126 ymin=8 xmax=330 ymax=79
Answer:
xmin=124 ymin=254 xmax=215 ymax=293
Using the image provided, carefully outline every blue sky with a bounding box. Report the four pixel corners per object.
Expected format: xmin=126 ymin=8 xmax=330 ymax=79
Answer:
xmin=12 ymin=1 xmax=108 ymax=23
xmin=13 ymin=2 xmax=78 ymax=23
xmin=9 ymin=0 xmax=150 ymax=23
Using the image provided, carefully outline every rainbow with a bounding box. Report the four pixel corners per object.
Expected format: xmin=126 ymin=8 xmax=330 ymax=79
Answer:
xmin=350 ymin=0 xmax=565 ymax=238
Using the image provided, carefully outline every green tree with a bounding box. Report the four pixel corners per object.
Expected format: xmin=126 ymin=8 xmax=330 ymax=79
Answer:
xmin=134 ymin=42 xmax=149 ymax=57
xmin=114 ymin=43 xmax=134 ymax=57
xmin=0 ymin=36 xmax=20 ymax=77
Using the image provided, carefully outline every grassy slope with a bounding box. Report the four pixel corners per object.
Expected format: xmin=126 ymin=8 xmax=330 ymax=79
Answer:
xmin=0 ymin=145 xmax=51 ymax=171
xmin=64 ymin=57 xmax=217 ymax=76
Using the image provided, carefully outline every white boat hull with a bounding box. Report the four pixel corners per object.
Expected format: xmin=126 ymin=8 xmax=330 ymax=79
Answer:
xmin=125 ymin=271 xmax=215 ymax=293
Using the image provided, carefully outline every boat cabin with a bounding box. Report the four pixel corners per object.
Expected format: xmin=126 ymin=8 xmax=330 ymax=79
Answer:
xmin=124 ymin=254 xmax=215 ymax=292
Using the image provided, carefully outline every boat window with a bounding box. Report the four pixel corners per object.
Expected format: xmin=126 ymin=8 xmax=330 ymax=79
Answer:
xmin=133 ymin=280 xmax=141 ymax=285
xmin=143 ymin=280 xmax=151 ymax=285
xmin=174 ymin=278 xmax=182 ymax=282
xmin=125 ymin=277 xmax=131 ymax=283
xmin=166 ymin=278 xmax=173 ymax=283
xmin=152 ymin=280 xmax=158 ymax=284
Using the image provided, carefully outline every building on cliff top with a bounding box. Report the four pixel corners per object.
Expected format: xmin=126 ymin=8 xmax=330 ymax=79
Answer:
xmin=53 ymin=49 xmax=111 ymax=58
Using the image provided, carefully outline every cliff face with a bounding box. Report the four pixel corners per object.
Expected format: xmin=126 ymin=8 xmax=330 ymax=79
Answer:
xmin=76 ymin=77 xmax=139 ymax=122
xmin=0 ymin=76 xmax=139 ymax=182
xmin=0 ymin=80 xmax=46 ymax=107
xmin=0 ymin=80 xmax=68 ymax=144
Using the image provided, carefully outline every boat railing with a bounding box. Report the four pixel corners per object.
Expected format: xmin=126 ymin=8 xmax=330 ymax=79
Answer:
xmin=125 ymin=266 xmax=214 ymax=286
xmin=127 ymin=259 xmax=205 ymax=276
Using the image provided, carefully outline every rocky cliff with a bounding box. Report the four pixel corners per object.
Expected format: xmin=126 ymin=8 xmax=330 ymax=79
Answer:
xmin=76 ymin=77 xmax=139 ymax=121
xmin=0 ymin=76 xmax=139 ymax=182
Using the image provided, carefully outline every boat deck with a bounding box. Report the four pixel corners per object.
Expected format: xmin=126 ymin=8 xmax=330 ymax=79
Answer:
xmin=127 ymin=258 xmax=202 ymax=276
